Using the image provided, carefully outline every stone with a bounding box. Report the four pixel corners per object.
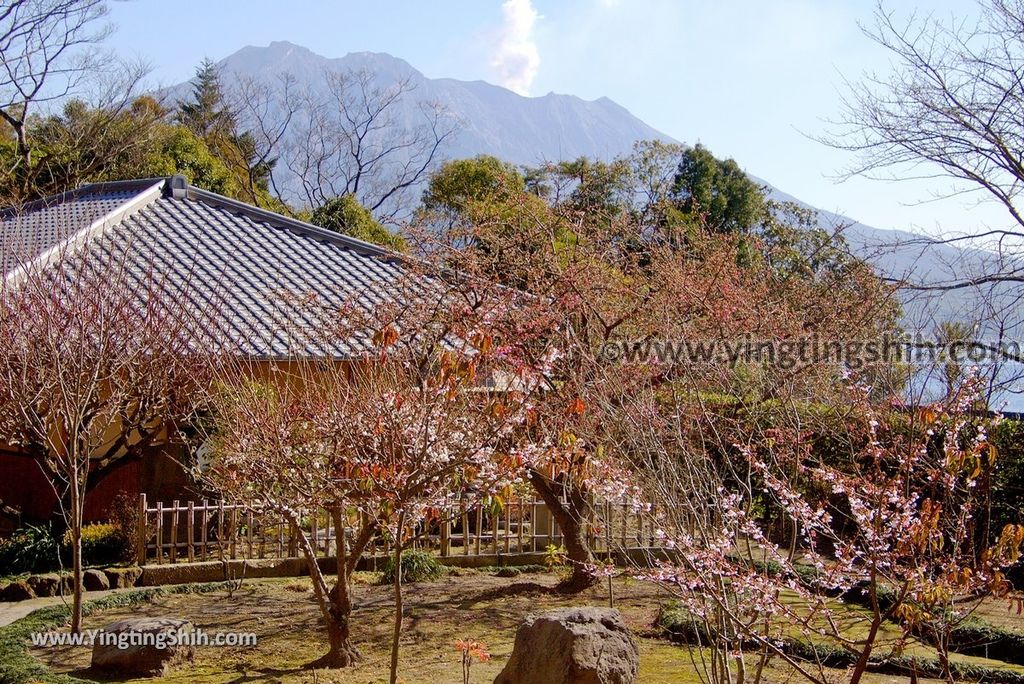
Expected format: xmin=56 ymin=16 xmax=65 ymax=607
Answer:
xmin=0 ymin=580 xmax=34 ymax=602
xmin=104 ymin=566 xmax=143 ymax=589
xmin=26 ymin=573 xmax=70 ymax=597
xmin=494 ymin=607 xmax=639 ymax=684
xmin=83 ymin=568 xmax=110 ymax=591
xmin=90 ymin=617 xmax=196 ymax=676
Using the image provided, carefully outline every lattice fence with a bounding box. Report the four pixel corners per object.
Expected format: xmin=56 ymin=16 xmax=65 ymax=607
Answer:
xmin=136 ymin=494 xmax=658 ymax=565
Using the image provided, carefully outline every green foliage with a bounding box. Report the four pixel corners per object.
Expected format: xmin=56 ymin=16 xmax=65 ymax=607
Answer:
xmin=310 ymin=194 xmax=407 ymax=251
xmin=656 ymin=600 xmax=712 ymax=643
xmin=991 ymin=418 xmax=1024 ymax=540
xmin=378 ymin=550 xmax=444 ymax=585
xmin=0 ymin=518 xmax=135 ymax=576
xmin=938 ymin=618 xmax=1024 ymax=665
xmin=141 ymin=124 xmax=235 ymax=194
xmin=177 ymin=59 xmax=235 ymax=141
xmin=480 ymin=564 xmax=547 ymax=577
xmin=758 ymin=199 xmax=854 ymax=279
xmin=422 ymin=155 xmax=526 ymax=214
xmin=62 ymin=523 xmax=126 ymax=567
xmin=420 ymin=155 xmax=577 ymax=289
xmin=0 ymin=582 xmax=232 ymax=684
xmin=172 ymin=61 xmax=277 ymax=205
xmin=543 ymin=544 xmax=568 ymax=571
xmin=533 ymin=156 xmax=633 ymax=218
xmin=670 ymin=143 xmax=766 ymax=235
xmin=107 ymin=491 xmax=140 ymax=564
xmin=0 ymin=524 xmax=60 ymax=576
xmin=0 ymin=58 xmax=280 ymax=207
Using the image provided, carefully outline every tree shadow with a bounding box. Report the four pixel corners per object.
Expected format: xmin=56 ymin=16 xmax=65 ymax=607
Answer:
xmin=224 ymin=665 xmax=307 ymax=684
xmin=458 ymin=581 xmax=557 ymax=608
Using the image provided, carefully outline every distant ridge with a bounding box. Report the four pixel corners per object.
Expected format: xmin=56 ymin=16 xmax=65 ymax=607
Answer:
xmin=165 ymin=41 xmax=672 ymax=167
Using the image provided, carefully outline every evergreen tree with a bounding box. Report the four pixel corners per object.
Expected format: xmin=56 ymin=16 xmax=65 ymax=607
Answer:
xmin=177 ymin=59 xmax=276 ymax=206
xmin=177 ymin=59 xmax=235 ymax=141
xmin=670 ymin=144 xmax=766 ymax=235
xmin=311 ymin=194 xmax=406 ymax=252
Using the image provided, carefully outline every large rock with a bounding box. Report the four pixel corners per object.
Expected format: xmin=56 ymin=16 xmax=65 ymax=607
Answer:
xmin=26 ymin=573 xmax=70 ymax=597
xmin=494 ymin=607 xmax=639 ymax=684
xmin=0 ymin=580 xmax=34 ymax=602
xmin=90 ymin=618 xmax=196 ymax=676
xmin=104 ymin=566 xmax=143 ymax=589
xmin=82 ymin=568 xmax=110 ymax=591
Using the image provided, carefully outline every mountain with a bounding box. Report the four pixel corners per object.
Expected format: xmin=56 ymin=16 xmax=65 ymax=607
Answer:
xmin=165 ymin=42 xmax=1022 ymax=407
xmin=171 ymin=41 xmax=670 ymax=167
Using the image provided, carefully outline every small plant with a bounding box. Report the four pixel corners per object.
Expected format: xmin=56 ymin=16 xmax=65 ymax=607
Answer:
xmin=0 ymin=523 xmax=61 ymax=574
xmin=455 ymin=638 xmax=490 ymax=684
xmin=543 ymin=544 xmax=568 ymax=572
xmin=379 ymin=550 xmax=444 ymax=585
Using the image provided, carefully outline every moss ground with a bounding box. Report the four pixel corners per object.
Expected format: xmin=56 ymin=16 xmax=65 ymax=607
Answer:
xmin=17 ymin=571 xmax=1024 ymax=683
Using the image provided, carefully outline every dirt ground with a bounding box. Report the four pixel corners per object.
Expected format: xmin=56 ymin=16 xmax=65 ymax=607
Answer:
xmin=28 ymin=570 xmax=1022 ymax=684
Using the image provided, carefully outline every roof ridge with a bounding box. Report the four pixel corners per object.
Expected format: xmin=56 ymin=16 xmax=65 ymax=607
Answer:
xmin=0 ymin=178 xmax=168 ymax=220
xmin=182 ymin=185 xmax=404 ymax=262
xmin=4 ymin=179 xmax=165 ymax=286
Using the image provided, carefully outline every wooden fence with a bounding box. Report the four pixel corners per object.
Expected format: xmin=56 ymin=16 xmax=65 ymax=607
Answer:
xmin=136 ymin=494 xmax=658 ymax=565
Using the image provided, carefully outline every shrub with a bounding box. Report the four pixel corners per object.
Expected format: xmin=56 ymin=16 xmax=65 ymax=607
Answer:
xmin=992 ymin=419 xmax=1024 ymax=544
xmin=494 ymin=567 xmax=520 ymax=578
xmin=0 ymin=524 xmax=60 ymax=575
xmin=107 ymin=491 xmax=139 ymax=563
xmin=657 ymin=600 xmax=713 ymax=643
xmin=485 ymin=564 xmax=547 ymax=578
xmin=63 ymin=523 xmax=126 ymax=567
xmin=543 ymin=544 xmax=568 ymax=571
xmin=379 ymin=551 xmax=444 ymax=585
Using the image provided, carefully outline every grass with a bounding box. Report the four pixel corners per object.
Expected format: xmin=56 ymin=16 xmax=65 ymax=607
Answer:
xmin=0 ymin=582 xmax=234 ymax=684
xmin=658 ymin=593 xmax=1024 ymax=684
xmin=5 ymin=573 xmax=1023 ymax=683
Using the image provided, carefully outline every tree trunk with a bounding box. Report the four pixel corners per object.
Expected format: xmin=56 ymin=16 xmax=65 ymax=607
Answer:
xmin=68 ymin=471 xmax=84 ymax=635
xmin=528 ymin=468 xmax=597 ymax=591
xmin=849 ymin=616 xmax=880 ymax=684
xmin=389 ymin=511 xmax=408 ymax=684
xmin=319 ymin=616 xmax=360 ymax=668
xmin=293 ymin=510 xmax=361 ymax=669
xmin=850 ymin=576 xmax=882 ymax=684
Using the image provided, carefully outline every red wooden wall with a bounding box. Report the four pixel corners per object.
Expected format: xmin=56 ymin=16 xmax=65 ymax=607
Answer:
xmin=0 ymin=452 xmax=142 ymax=522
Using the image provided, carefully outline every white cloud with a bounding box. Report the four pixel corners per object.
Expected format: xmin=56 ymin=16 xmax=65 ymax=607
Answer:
xmin=491 ymin=0 xmax=541 ymax=96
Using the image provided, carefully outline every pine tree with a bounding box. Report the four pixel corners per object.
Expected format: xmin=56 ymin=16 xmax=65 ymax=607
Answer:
xmin=176 ymin=59 xmax=277 ymax=206
xmin=177 ymin=59 xmax=235 ymax=140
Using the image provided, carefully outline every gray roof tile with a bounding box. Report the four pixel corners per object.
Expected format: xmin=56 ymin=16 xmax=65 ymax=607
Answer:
xmin=1 ymin=177 xmax=430 ymax=358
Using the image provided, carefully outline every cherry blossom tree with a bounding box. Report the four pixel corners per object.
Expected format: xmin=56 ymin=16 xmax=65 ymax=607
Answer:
xmin=201 ymin=272 xmax=545 ymax=671
xmin=0 ymin=247 xmax=212 ymax=634
xmin=623 ymin=374 xmax=1023 ymax=684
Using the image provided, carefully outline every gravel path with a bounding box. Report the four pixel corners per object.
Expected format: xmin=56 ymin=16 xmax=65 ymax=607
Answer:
xmin=0 ymin=588 xmax=128 ymax=628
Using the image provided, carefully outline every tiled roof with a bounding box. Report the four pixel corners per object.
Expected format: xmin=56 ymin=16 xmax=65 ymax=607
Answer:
xmin=0 ymin=180 xmax=161 ymax=275
xmin=1 ymin=177 xmax=429 ymax=358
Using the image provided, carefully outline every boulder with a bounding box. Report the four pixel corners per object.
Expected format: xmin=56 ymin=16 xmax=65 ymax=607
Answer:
xmin=26 ymin=573 xmax=70 ymax=597
xmin=494 ymin=607 xmax=639 ymax=684
xmin=104 ymin=566 xmax=143 ymax=589
xmin=83 ymin=568 xmax=110 ymax=591
xmin=90 ymin=618 xmax=196 ymax=676
xmin=0 ymin=580 xmax=34 ymax=602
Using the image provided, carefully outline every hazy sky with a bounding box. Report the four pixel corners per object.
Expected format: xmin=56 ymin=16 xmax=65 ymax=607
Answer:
xmin=103 ymin=0 xmax=1000 ymax=238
